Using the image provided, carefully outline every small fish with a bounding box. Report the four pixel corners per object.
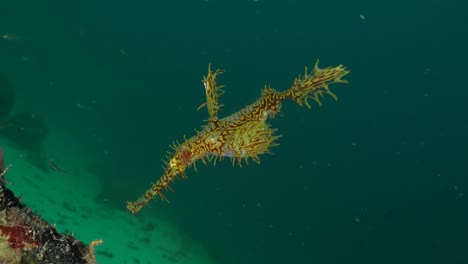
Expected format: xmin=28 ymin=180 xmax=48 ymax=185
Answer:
xmin=75 ymin=103 xmax=94 ymax=111
xmin=48 ymin=160 xmax=66 ymax=173
xmin=20 ymin=55 xmax=33 ymax=62
xmin=1 ymin=33 xmax=26 ymax=41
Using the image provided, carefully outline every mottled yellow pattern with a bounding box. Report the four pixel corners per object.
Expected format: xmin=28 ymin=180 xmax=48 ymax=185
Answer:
xmin=127 ymin=59 xmax=350 ymax=214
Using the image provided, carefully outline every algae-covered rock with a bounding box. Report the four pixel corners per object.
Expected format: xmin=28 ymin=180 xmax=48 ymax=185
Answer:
xmin=0 ymin=147 xmax=100 ymax=263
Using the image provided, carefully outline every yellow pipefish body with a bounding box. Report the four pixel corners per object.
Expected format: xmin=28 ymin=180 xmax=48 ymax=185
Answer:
xmin=127 ymin=59 xmax=350 ymax=214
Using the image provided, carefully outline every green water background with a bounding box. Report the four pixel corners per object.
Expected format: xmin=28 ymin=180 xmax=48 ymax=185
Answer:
xmin=1 ymin=0 xmax=467 ymax=263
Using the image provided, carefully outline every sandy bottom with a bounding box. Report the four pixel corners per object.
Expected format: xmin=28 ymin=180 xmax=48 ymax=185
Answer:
xmin=0 ymin=132 xmax=215 ymax=264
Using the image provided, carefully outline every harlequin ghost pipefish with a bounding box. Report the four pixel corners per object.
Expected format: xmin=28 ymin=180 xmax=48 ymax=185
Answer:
xmin=127 ymin=59 xmax=350 ymax=214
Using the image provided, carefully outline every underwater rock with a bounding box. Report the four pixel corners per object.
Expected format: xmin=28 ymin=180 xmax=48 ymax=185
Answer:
xmin=0 ymin=112 xmax=48 ymax=151
xmin=0 ymin=76 xmax=16 ymax=120
xmin=0 ymin=147 xmax=100 ymax=263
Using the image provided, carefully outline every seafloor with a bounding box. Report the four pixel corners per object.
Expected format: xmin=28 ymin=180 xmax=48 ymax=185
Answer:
xmin=0 ymin=130 xmax=215 ymax=263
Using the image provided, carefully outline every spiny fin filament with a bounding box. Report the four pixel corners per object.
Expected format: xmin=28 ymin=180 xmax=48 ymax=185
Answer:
xmin=198 ymin=63 xmax=225 ymax=118
xmin=290 ymin=59 xmax=349 ymax=108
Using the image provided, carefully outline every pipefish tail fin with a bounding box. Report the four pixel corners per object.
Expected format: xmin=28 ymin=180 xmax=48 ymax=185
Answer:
xmin=288 ymin=59 xmax=350 ymax=108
